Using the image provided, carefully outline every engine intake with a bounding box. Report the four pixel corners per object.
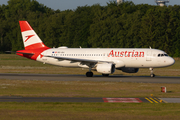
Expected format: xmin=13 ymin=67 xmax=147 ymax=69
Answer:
xmin=96 ymin=63 xmax=115 ymax=74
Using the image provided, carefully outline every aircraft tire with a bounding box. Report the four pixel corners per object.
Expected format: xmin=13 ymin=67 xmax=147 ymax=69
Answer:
xmin=102 ymin=74 xmax=109 ymax=77
xmin=86 ymin=72 xmax=93 ymax=77
xmin=150 ymin=74 xmax=155 ymax=78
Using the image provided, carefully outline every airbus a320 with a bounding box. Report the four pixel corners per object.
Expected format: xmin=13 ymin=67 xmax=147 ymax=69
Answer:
xmin=16 ymin=21 xmax=175 ymax=77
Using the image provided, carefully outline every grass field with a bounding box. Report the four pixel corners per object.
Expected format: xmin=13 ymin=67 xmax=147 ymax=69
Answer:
xmin=0 ymin=103 xmax=180 ymax=120
xmin=1 ymin=80 xmax=180 ymax=98
xmin=0 ymin=54 xmax=180 ymax=120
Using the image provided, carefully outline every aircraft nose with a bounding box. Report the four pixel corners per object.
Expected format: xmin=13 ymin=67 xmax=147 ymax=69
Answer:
xmin=167 ymin=57 xmax=175 ymax=66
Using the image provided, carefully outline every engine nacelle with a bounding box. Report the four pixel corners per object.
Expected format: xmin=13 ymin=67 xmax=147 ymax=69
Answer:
xmin=96 ymin=63 xmax=115 ymax=74
xmin=121 ymin=68 xmax=139 ymax=73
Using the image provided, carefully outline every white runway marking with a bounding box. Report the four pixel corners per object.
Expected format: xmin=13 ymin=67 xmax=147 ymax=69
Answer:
xmin=103 ymin=98 xmax=142 ymax=103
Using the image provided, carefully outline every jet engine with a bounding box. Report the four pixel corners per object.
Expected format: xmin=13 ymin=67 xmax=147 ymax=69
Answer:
xmin=96 ymin=63 xmax=115 ymax=74
xmin=120 ymin=68 xmax=139 ymax=73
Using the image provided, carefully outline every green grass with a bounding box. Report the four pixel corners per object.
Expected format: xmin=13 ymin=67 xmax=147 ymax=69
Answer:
xmin=0 ymin=103 xmax=179 ymax=120
xmin=1 ymin=80 xmax=180 ymax=98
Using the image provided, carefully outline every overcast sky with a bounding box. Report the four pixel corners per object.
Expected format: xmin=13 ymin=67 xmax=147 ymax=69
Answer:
xmin=0 ymin=0 xmax=180 ymax=11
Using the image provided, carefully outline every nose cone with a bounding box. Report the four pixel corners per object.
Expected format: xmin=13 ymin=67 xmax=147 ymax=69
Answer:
xmin=167 ymin=57 xmax=175 ymax=66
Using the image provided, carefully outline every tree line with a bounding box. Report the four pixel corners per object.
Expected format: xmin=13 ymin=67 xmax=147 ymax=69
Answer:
xmin=0 ymin=0 xmax=180 ymax=57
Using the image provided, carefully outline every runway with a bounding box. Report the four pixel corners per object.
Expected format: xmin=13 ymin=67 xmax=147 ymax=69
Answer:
xmin=0 ymin=73 xmax=180 ymax=84
xmin=0 ymin=73 xmax=180 ymax=103
xmin=0 ymin=96 xmax=179 ymax=103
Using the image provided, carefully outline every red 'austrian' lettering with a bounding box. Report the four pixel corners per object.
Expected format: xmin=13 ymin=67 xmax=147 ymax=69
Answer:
xmin=108 ymin=50 xmax=144 ymax=57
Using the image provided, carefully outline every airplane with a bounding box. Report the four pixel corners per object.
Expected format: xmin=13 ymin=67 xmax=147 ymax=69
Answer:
xmin=16 ymin=21 xmax=175 ymax=77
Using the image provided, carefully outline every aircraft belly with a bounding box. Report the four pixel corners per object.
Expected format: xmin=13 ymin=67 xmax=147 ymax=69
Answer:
xmin=121 ymin=58 xmax=158 ymax=68
xmin=37 ymin=57 xmax=79 ymax=67
xmin=56 ymin=60 xmax=79 ymax=67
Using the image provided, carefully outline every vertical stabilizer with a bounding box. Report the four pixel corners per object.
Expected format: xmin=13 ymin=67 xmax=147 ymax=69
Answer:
xmin=19 ymin=21 xmax=48 ymax=50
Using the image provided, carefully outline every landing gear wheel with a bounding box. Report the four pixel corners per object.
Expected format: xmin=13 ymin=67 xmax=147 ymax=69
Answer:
xmin=102 ymin=74 xmax=109 ymax=77
xmin=86 ymin=72 xmax=93 ymax=77
xmin=149 ymin=68 xmax=155 ymax=78
xmin=150 ymin=74 xmax=155 ymax=78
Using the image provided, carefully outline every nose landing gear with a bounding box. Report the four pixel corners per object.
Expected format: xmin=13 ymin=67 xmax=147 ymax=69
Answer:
xmin=149 ymin=68 xmax=155 ymax=77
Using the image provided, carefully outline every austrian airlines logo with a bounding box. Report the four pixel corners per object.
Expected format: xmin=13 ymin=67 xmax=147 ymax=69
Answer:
xmin=40 ymin=54 xmax=44 ymax=58
xmin=25 ymin=35 xmax=35 ymax=42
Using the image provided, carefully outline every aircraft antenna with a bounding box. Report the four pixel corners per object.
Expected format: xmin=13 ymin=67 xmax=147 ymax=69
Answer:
xmin=155 ymin=0 xmax=169 ymax=7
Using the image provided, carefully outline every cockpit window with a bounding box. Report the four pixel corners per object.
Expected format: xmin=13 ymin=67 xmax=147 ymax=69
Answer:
xmin=157 ymin=54 xmax=168 ymax=57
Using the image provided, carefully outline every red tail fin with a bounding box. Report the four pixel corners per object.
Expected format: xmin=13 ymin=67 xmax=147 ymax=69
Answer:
xmin=19 ymin=21 xmax=48 ymax=50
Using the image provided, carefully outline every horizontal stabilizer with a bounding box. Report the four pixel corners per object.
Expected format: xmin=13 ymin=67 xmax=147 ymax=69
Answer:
xmin=5 ymin=51 xmax=34 ymax=56
xmin=16 ymin=52 xmax=34 ymax=55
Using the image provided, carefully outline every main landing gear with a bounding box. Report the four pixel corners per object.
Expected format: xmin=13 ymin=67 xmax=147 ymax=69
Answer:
xmin=85 ymin=67 xmax=110 ymax=77
xmin=86 ymin=72 xmax=93 ymax=77
xmin=86 ymin=68 xmax=93 ymax=77
xmin=102 ymin=74 xmax=109 ymax=77
xmin=150 ymin=68 xmax=155 ymax=78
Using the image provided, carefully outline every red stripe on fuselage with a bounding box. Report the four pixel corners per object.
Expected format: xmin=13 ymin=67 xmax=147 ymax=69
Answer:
xmin=19 ymin=21 xmax=33 ymax=32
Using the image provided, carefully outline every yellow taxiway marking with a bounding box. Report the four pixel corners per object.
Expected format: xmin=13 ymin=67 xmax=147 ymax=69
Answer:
xmin=145 ymin=97 xmax=153 ymax=103
xmin=145 ymin=97 xmax=162 ymax=103
xmin=150 ymin=98 xmax=159 ymax=103
xmin=154 ymin=98 xmax=163 ymax=103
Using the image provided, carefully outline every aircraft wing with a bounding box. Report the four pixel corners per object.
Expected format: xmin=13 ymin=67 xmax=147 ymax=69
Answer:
xmin=44 ymin=55 xmax=114 ymax=64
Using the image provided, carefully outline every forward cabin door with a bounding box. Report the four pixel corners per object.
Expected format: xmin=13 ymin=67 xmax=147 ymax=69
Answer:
xmin=146 ymin=50 xmax=152 ymax=61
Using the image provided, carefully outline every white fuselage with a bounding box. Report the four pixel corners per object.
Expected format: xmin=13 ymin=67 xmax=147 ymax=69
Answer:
xmin=36 ymin=48 xmax=175 ymax=69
